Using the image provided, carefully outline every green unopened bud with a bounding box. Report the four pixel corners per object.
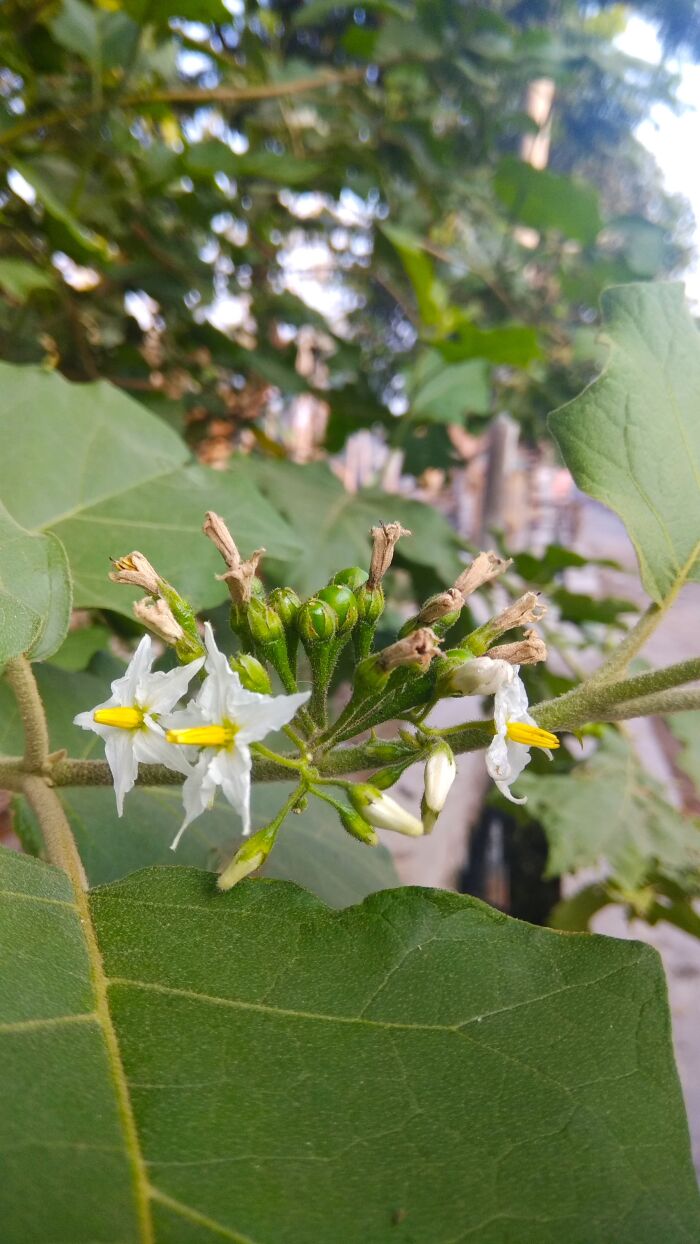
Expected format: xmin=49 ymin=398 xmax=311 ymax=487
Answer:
xmin=229 ymin=653 xmax=272 ymax=695
xmin=317 ymin=584 xmax=358 ymax=635
xmin=333 ymin=566 xmax=369 ymax=592
xmin=269 ymin=586 xmax=301 ymax=629
xmin=217 ymin=823 xmax=277 ymax=891
xmin=297 ymin=597 xmax=337 ymax=645
xmin=349 ymin=784 xmax=424 ymax=837
xmin=338 ymin=806 xmax=379 ymax=846
xmin=247 ymin=597 xmax=285 ymax=646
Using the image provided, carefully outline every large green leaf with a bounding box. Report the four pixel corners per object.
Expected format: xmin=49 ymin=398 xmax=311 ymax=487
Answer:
xmin=0 ymin=364 xmax=301 ymax=616
xmin=495 ymin=157 xmax=602 ymax=244
xmin=245 ymin=458 xmax=465 ymax=593
xmin=517 ymin=731 xmax=700 ymax=890
xmin=1 ymin=849 xmax=698 ymax=1241
xmin=550 ymin=284 xmax=700 ymax=603
xmin=0 ymin=503 xmax=71 ymax=664
xmin=0 ymin=661 xmax=398 ymax=904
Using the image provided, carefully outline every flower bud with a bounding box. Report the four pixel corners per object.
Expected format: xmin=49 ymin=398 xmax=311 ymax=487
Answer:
xmin=454 ymin=551 xmax=511 ymax=597
xmin=268 ymin=586 xmax=301 ymax=630
xmin=109 ymin=551 xmax=162 ymax=596
xmin=421 ymin=742 xmax=456 ymax=832
xmin=445 ymin=655 xmax=515 ymax=696
xmin=399 ymin=588 xmax=464 ymax=638
xmin=368 ymin=522 xmax=411 ymax=588
xmin=349 ymin=784 xmax=424 ymax=837
xmin=467 ymin=592 xmax=547 ymax=655
xmin=297 ymin=597 xmax=337 ymax=645
xmin=229 ymin=653 xmax=272 ymax=695
xmin=246 ymin=597 xmax=285 ymax=646
xmin=338 ymin=806 xmax=379 ymax=847
xmin=216 ymin=823 xmax=277 ymax=891
xmin=488 ymin=628 xmax=547 ymax=666
xmin=317 ymin=584 xmax=358 ymax=635
xmin=333 ymin=566 xmax=369 ymax=592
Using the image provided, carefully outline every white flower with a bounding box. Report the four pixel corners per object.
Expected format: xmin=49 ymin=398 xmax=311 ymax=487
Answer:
xmin=165 ymin=623 xmax=310 ymax=847
xmin=73 ymin=636 xmax=204 ymax=815
xmin=485 ymin=667 xmax=559 ymax=804
xmin=422 ymin=742 xmax=456 ymax=832
xmin=450 ymin=655 xmax=515 ymax=696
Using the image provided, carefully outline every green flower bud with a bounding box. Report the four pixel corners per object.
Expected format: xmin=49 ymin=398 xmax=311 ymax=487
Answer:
xmin=317 ymin=584 xmax=358 ymax=634
xmin=229 ymin=653 xmax=272 ymax=695
xmin=297 ymin=597 xmax=337 ymax=645
xmin=338 ymin=806 xmax=378 ymax=846
xmin=246 ymin=597 xmax=285 ymax=646
xmin=217 ymin=823 xmax=277 ymax=891
xmin=268 ymin=586 xmax=301 ymax=629
xmin=333 ymin=566 xmax=369 ymax=592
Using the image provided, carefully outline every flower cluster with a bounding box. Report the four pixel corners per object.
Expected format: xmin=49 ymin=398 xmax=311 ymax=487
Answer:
xmin=76 ymin=514 xmax=559 ymax=888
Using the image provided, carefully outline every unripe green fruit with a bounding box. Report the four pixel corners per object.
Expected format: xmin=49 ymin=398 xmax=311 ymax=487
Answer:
xmin=355 ymin=581 xmax=384 ymax=624
xmin=246 ymin=597 xmax=285 ymax=646
xmin=333 ymin=566 xmax=369 ymax=592
xmin=297 ymin=597 xmax=337 ymax=644
xmin=317 ymin=584 xmax=358 ymax=634
xmin=269 ymin=586 xmax=301 ymax=629
xmin=229 ymin=653 xmax=272 ymax=695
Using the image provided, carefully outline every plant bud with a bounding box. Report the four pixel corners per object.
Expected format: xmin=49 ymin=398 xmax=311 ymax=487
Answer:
xmin=338 ymin=806 xmax=379 ymax=846
xmin=399 ymin=588 xmax=464 ymax=638
xmin=333 ymin=566 xmax=369 ymax=592
xmin=354 ymin=581 xmax=385 ymax=624
xmin=421 ymin=742 xmax=456 ymax=832
xmin=216 ymin=823 xmax=277 ymax=891
xmin=246 ymin=597 xmax=285 ymax=646
xmin=317 ymin=584 xmax=358 ymax=634
xmin=467 ymin=592 xmax=547 ymax=655
xmin=437 ymin=653 xmax=515 ymax=697
xmin=368 ymin=522 xmax=411 ymax=588
xmin=229 ymin=653 xmax=272 ymax=695
xmin=297 ymin=597 xmax=337 ymax=645
xmin=349 ymin=784 xmax=424 ymax=837
xmin=268 ymin=586 xmax=301 ymax=629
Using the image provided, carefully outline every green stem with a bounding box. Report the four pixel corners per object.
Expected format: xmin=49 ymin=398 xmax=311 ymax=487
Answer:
xmin=534 ymin=657 xmax=700 ymax=731
xmin=4 ymin=655 xmax=50 ymax=770
xmin=250 ymin=743 xmax=305 ymax=773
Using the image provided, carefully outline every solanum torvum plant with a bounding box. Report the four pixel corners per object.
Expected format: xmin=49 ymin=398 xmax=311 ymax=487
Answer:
xmin=1 ymin=284 xmax=700 ymax=1240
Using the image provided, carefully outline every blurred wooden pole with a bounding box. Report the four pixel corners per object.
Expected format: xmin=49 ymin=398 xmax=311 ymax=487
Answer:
xmin=479 ymin=412 xmax=520 ymax=543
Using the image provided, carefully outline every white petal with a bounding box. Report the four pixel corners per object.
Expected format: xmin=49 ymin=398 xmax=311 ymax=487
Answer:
xmin=132 ymin=729 xmax=194 ymax=777
xmin=161 ymin=702 xmax=209 ymax=732
xmin=496 ymin=780 xmax=527 ymax=806
xmin=209 ymin=744 xmax=252 ymax=835
xmin=104 ymin=731 xmax=139 ymax=816
xmin=110 ymin=635 xmax=154 ymax=705
xmin=234 ymin=689 xmax=311 ymax=744
xmin=138 ymin=657 xmax=204 ymax=714
xmin=493 ymin=668 xmax=528 ymax=735
xmin=203 ymin=621 xmax=234 ymax=684
xmin=171 ymin=753 xmax=217 ymax=849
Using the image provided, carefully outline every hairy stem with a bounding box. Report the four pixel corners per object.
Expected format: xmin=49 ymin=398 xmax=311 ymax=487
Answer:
xmin=21 ymin=775 xmax=88 ymax=889
xmin=534 ymin=657 xmax=700 ymax=731
xmin=3 ymin=655 xmax=50 ymax=770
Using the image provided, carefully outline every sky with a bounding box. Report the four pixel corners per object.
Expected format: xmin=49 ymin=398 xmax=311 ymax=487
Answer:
xmin=617 ymin=16 xmax=700 ymax=302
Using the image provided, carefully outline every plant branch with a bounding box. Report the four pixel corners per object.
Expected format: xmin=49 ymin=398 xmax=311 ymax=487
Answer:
xmin=3 ymin=655 xmax=50 ymax=771
xmin=21 ymin=774 xmax=88 ymax=889
xmin=534 ymin=658 xmax=700 ymax=732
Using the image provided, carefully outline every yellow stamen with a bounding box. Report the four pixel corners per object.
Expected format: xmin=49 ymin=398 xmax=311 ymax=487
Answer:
xmin=93 ymin=706 xmax=144 ymax=730
xmin=166 ymin=724 xmax=237 ymax=748
xmin=506 ymin=722 xmax=559 ymax=750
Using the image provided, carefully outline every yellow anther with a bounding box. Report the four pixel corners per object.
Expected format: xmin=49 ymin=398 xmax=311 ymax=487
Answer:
xmin=166 ymin=724 xmax=237 ymax=748
xmin=93 ymin=706 xmax=144 ymax=730
xmin=506 ymin=722 xmax=559 ymax=750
